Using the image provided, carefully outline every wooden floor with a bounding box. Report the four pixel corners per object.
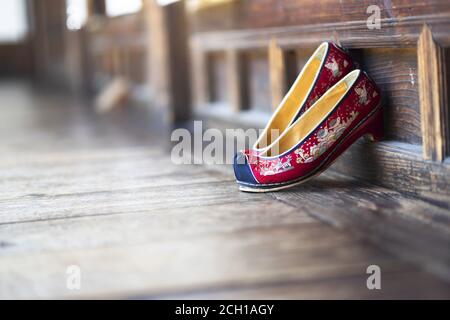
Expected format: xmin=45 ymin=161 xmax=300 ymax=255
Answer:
xmin=0 ymin=80 xmax=449 ymax=299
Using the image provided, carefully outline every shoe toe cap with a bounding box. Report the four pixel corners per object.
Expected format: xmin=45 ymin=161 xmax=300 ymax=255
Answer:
xmin=233 ymin=151 xmax=258 ymax=185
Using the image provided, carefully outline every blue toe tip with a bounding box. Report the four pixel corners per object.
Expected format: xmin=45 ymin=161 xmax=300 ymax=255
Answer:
xmin=233 ymin=152 xmax=258 ymax=185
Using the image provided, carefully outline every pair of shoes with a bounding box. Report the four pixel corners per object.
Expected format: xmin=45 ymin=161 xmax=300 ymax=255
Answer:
xmin=233 ymin=42 xmax=382 ymax=192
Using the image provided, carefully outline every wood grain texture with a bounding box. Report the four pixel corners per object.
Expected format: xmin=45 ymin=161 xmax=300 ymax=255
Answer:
xmin=190 ymin=0 xmax=450 ymax=33
xmin=1 ymin=81 xmax=449 ymax=299
xmin=271 ymin=170 xmax=450 ymax=281
xmin=190 ymin=13 xmax=450 ymax=51
xmin=354 ymin=48 xmax=422 ymax=144
xmin=418 ymin=24 xmax=447 ymax=161
xmin=156 ymin=271 xmax=450 ymax=300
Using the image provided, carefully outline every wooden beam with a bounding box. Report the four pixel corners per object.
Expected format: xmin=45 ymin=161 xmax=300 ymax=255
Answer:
xmin=418 ymin=24 xmax=448 ymax=161
xmin=226 ymin=49 xmax=248 ymax=112
xmin=190 ymin=14 xmax=450 ymax=51
xmin=143 ymin=0 xmax=191 ymax=121
xmin=268 ymin=39 xmax=286 ymax=111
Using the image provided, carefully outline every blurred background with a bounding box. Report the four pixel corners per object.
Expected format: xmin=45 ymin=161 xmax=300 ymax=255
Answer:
xmin=0 ymin=0 xmax=188 ymax=119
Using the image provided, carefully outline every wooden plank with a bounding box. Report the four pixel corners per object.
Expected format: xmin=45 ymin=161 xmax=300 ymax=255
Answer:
xmin=0 ymin=200 xmax=315 ymax=256
xmin=0 ymin=179 xmax=266 ymax=225
xmin=331 ymin=140 xmax=450 ymax=197
xmin=190 ymin=0 xmax=450 ymax=33
xmin=156 ymin=271 xmax=450 ymax=300
xmin=190 ymin=14 xmax=450 ymax=51
xmin=269 ymin=39 xmax=287 ymax=111
xmin=0 ymin=167 xmax=232 ymax=201
xmin=418 ymin=24 xmax=448 ymax=161
xmin=271 ymin=171 xmax=450 ymax=281
xmin=0 ymin=223 xmax=406 ymax=299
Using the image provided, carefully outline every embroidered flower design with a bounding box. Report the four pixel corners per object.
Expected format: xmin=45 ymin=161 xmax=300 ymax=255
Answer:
xmin=355 ymin=86 xmax=369 ymax=105
xmin=295 ymin=149 xmax=314 ymax=164
xmin=343 ymin=60 xmax=349 ymax=68
xmin=295 ymin=111 xmax=359 ymax=164
xmin=325 ymin=58 xmax=342 ymax=78
xmin=259 ymin=155 xmax=294 ymax=176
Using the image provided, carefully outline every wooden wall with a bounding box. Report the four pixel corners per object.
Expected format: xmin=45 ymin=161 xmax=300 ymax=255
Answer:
xmin=23 ymin=0 xmax=190 ymax=120
xmin=188 ymin=0 xmax=450 ymax=198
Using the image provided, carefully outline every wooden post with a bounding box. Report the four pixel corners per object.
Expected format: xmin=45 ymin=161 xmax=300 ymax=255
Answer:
xmin=417 ymin=24 xmax=448 ymax=162
xmin=191 ymin=46 xmax=209 ymax=108
xmin=269 ymin=39 xmax=286 ymax=111
xmin=144 ymin=0 xmax=191 ymax=121
xmin=226 ymin=49 xmax=247 ymax=112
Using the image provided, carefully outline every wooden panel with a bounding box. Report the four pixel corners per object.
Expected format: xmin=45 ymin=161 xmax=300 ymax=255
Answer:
xmin=418 ymin=25 xmax=447 ymax=161
xmin=246 ymin=51 xmax=271 ymax=113
xmin=354 ymin=48 xmax=422 ymax=145
xmin=208 ymin=52 xmax=228 ymax=103
xmin=191 ymin=0 xmax=450 ymax=32
xmin=190 ymin=14 xmax=450 ymax=51
xmin=331 ymin=140 xmax=450 ymax=198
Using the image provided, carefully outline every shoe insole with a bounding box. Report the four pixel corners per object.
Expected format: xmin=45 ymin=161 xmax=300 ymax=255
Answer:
xmin=256 ymin=58 xmax=322 ymax=149
xmin=267 ymin=80 xmax=349 ymax=156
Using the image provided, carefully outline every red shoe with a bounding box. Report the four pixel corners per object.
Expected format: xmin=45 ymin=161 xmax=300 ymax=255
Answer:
xmin=253 ymin=42 xmax=356 ymax=153
xmin=234 ymin=70 xmax=382 ymax=192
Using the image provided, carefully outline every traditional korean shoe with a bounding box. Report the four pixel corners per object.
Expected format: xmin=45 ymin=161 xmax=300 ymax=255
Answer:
xmin=253 ymin=42 xmax=356 ymax=153
xmin=234 ymin=70 xmax=382 ymax=192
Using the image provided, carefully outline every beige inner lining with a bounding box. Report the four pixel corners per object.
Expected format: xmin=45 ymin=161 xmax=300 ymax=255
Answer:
xmin=264 ymin=71 xmax=360 ymax=157
xmin=255 ymin=45 xmax=327 ymax=150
